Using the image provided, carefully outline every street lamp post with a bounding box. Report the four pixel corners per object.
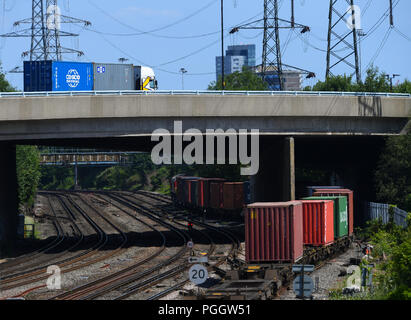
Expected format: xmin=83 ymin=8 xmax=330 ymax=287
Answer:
xmin=385 ymin=74 xmax=400 ymax=92
xmin=180 ymin=68 xmax=188 ymax=90
xmin=221 ymin=0 xmax=225 ymax=90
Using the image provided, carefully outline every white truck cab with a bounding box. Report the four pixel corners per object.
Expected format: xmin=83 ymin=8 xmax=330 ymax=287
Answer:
xmin=134 ymin=66 xmax=158 ymax=91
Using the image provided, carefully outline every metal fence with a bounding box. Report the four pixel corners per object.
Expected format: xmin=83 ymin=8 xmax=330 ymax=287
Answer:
xmin=363 ymin=201 xmax=409 ymax=228
xmin=0 ymin=90 xmax=410 ymax=98
xmin=393 ymin=207 xmax=409 ymax=227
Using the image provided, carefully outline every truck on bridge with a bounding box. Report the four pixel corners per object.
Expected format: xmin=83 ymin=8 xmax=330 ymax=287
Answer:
xmin=23 ymin=61 xmax=158 ymax=92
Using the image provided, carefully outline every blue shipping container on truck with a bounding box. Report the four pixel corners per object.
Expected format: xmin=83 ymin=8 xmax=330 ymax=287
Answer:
xmin=24 ymin=61 xmax=94 ymax=92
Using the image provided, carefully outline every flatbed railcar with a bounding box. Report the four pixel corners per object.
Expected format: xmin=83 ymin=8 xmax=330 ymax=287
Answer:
xmin=171 ymin=176 xmax=355 ymax=299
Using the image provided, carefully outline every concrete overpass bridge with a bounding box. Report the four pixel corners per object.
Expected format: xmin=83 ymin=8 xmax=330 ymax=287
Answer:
xmin=0 ymin=90 xmax=410 ymax=254
xmin=0 ymin=90 xmax=410 ymax=141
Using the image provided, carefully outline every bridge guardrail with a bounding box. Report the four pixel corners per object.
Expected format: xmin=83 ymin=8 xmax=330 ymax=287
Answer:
xmin=0 ymin=90 xmax=410 ymax=98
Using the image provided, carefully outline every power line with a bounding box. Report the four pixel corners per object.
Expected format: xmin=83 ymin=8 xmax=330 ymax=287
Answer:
xmin=81 ymin=9 xmax=264 ymax=40
xmin=363 ymin=26 xmax=392 ymax=74
xmin=158 ymin=37 xmax=225 ymax=67
xmin=75 ymin=9 xmax=268 ymax=77
xmin=393 ymin=26 xmax=411 ymax=43
xmin=85 ymin=27 xmax=223 ymax=40
xmin=362 ymin=0 xmax=372 ymax=17
xmin=94 ymin=31 xmax=217 ymax=77
xmin=88 ymin=0 xmax=218 ymax=37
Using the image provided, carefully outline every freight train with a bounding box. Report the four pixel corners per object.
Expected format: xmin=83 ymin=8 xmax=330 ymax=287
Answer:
xmin=171 ymin=176 xmax=355 ymax=299
xmin=23 ymin=61 xmax=158 ymax=92
xmin=170 ymin=175 xmax=251 ymax=218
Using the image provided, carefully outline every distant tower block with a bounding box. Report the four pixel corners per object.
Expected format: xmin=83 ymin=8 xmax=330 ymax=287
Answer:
xmin=229 ymin=0 xmax=311 ymax=91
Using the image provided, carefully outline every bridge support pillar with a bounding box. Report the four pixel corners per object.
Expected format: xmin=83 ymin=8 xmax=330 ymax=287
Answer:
xmin=0 ymin=143 xmax=18 ymax=257
xmin=251 ymin=137 xmax=295 ymax=203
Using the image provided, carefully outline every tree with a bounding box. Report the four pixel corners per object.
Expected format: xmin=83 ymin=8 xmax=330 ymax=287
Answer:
xmin=16 ymin=146 xmax=41 ymax=214
xmin=208 ymin=67 xmax=269 ymax=91
xmin=375 ymin=134 xmax=411 ymax=211
xmin=305 ymin=66 xmax=394 ymax=93
xmin=395 ymin=79 xmax=411 ymax=94
xmin=360 ymin=67 xmax=390 ymax=92
xmin=309 ymin=74 xmax=354 ymax=92
xmin=0 ymin=63 xmax=15 ymax=92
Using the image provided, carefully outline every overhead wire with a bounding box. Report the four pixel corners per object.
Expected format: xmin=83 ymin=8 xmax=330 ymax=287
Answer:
xmin=87 ymin=0 xmax=219 ymax=37
xmin=91 ymin=27 xmax=231 ymax=76
xmin=74 ymin=6 xmax=266 ymax=77
xmin=86 ymin=27 xmax=223 ymax=40
xmin=83 ymin=9 xmax=264 ymax=40
xmin=393 ymin=27 xmax=411 ymax=43
xmin=363 ymin=27 xmax=393 ymax=75
xmin=281 ymin=29 xmax=294 ymax=57
xmin=361 ymin=0 xmax=373 ymax=17
xmin=157 ymin=37 xmax=225 ymax=67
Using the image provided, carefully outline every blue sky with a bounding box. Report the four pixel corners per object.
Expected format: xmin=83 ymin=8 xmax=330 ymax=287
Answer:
xmin=1 ymin=0 xmax=410 ymax=90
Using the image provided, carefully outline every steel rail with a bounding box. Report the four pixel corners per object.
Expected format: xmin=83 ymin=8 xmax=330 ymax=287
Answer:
xmin=121 ymin=191 xmax=241 ymax=300
xmin=51 ymin=192 xmax=168 ymax=300
xmin=109 ymin=192 xmax=216 ymax=300
xmin=0 ymin=194 xmax=86 ymax=284
xmin=0 ymin=195 xmax=65 ymax=272
xmin=73 ymin=192 xmax=189 ymax=300
xmin=0 ymin=192 xmax=126 ymax=291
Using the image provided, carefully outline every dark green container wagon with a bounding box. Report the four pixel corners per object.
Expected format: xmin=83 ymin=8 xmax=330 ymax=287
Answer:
xmin=302 ymin=196 xmax=348 ymax=238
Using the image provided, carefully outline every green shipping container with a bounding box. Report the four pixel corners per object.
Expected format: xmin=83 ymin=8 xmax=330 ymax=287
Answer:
xmin=302 ymin=196 xmax=348 ymax=238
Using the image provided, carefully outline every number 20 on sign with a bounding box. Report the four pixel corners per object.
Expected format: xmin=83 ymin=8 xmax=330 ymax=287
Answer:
xmin=189 ymin=264 xmax=208 ymax=285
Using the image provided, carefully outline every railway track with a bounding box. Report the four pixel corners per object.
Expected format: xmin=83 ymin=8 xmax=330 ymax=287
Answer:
xmin=0 ymin=194 xmax=87 ymax=286
xmin=117 ymin=191 xmax=241 ymax=300
xmin=52 ymin=190 xmax=240 ymax=300
xmin=51 ymin=192 xmax=190 ymax=300
xmin=0 ymin=195 xmax=66 ymax=273
xmin=0 ymin=192 xmax=128 ymax=296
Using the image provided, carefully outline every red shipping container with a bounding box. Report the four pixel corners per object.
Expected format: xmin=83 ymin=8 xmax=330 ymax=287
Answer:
xmin=176 ymin=177 xmax=185 ymax=203
xmin=245 ymin=201 xmax=303 ymax=263
xmin=313 ymin=189 xmax=354 ymax=236
xmin=300 ymin=200 xmax=334 ymax=246
xmin=196 ymin=178 xmax=225 ymax=208
xmin=176 ymin=176 xmax=197 ymax=205
xmin=210 ymin=182 xmax=224 ymax=209
xmin=222 ymin=182 xmax=244 ymax=210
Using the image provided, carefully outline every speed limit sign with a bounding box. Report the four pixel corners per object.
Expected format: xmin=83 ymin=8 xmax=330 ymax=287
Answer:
xmin=189 ymin=264 xmax=208 ymax=285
